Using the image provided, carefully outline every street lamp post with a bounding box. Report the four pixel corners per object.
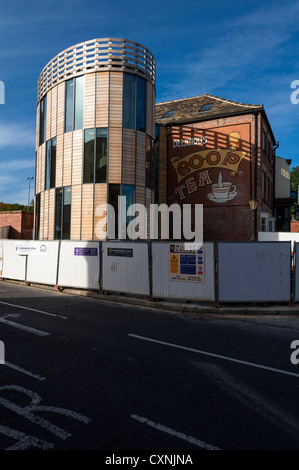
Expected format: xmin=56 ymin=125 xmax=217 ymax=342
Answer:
xmin=26 ymin=176 xmax=33 ymax=212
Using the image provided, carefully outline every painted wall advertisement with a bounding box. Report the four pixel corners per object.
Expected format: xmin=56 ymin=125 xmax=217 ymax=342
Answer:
xmin=168 ymin=123 xmax=251 ymax=207
xmin=169 ymin=243 xmax=204 ymax=282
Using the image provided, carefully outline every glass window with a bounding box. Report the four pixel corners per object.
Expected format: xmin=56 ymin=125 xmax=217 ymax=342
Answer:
xmin=123 ymin=73 xmax=135 ymax=129
xmin=84 ymin=129 xmax=95 ymax=183
xmin=65 ymin=80 xmax=74 ymax=133
xmin=35 ymin=193 xmax=40 ymax=240
xmin=122 ymin=185 xmax=135 ymax=236
xmin=63 ymin=186 xmax=72 ymax=240
xmin=136 ymin=77 xmax=146 ymax=132
xmin=55 ymin=186 xmax=72 ymax=239
xmin=197 ymin=103 xmax=214 ymax=113
xmin=146 ymin=136 xmax=152 ymax=189
xmin=45 ymin=138 xmax=56 ymax=190
xmin=55 ymin=188 xmax=63 ymax=239
xmin=108 ymin=184 xmax=121 ymax=239
xmin=84 ymin=128 xmax=108 ymax=184
xmin=261 ymin=217 xmax=266 ymax=232
xmin=95 ymin=128 xmax=108 ymax=183
xmin=162 ymin=110 xmax=176 ymax=119
xmin=39 ymin=96 xmax=47 ymax=146
xmin=65 ymin=76 xmax=84 ymax=132
xmin=74 ymin=76 xmax=84 ymax=130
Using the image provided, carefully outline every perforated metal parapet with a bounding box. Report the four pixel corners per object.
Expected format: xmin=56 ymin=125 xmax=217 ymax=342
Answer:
xmin=37 ymin=38 xmax=156 ymax=102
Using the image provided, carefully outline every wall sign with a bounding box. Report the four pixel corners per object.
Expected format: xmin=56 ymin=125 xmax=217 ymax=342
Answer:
xmin=74 ymin=247 xmax=98 ymax=256
xmin=168 ymin=124 xmax=251 ymax=207
xmin=169 ymin=243 xmax=204 ymax=282
xmin=15 ymin=242 xmax=48 ymax=255
xmin=107 ymin=247 xmax=133 ymax=257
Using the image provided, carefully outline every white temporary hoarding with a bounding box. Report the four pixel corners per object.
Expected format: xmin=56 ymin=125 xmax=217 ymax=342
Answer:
xmin=218 ymin=242 xmax=291 ymax=302
xmin=102 ymin=242 xmax=150 ymax=296
xmin=152 ymin=242 xmax=215 ymax=301
xmin=26 ymin=241 xmax=60 ymax=285
xmin=58 ymin=241 xmax=100 ymax=290
xmin=1 ymin=240 xmax=26 ymax=281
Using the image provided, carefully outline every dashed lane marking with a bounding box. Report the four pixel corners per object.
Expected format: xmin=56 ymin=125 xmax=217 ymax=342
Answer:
xmin=5 ymin=362 xmax=46 ymax=381
xmin=131 ymin=414 xmax=220 ymax=450
xmin=0 ymin=314 xmax=50 ymax=336
xmin=128 ymin=333 xmax=299 ymax=379
xmin=0 ymin=301 xmax=67 ymax=319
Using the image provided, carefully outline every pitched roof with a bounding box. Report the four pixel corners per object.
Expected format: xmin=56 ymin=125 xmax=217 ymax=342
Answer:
xmin=155 ymin=94 xmax=264 ymax=125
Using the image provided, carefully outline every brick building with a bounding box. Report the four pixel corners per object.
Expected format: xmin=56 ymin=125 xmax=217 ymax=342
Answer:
xmin=156 ymin=94 xmax=278 ymax=241
xmin=0 ymin=211 xmax=34 ymax=239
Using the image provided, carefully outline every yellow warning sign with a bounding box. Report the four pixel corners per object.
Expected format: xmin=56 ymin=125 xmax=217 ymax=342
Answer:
xmin=170 ymin=254 xmax=179 ymax=273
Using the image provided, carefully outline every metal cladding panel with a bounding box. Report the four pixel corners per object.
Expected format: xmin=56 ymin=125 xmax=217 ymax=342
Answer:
xmin=26 ymin=241 xmax=60 ymax=285
xmin=102 ymin=242 xmax=149 ymax=296
xmin=218 ymin=242 xmax=291 ymax=302
xmin=151 ymin=242 xmax=215 ymax=301
xmin=58 ymin=241 xmax=100 ymax=290
xmin=1 ymin=240 xmax=26 ymax=281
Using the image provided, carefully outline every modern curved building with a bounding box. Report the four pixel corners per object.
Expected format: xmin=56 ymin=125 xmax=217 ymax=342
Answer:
xmin=34 ymin=38 xmax=156 ymax=240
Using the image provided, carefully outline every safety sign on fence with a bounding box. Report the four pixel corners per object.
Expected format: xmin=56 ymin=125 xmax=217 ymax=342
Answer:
xmin=169 ymin=243 xmax=204 ymax=282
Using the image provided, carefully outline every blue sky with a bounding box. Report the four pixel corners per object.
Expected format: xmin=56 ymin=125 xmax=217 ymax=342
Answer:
xmin=0 ymin=0 xmax=299 ymax=204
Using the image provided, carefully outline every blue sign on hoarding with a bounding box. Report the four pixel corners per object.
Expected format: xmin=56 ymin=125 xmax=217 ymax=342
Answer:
xmin=74 ymin=247 xmax=98 ymax=256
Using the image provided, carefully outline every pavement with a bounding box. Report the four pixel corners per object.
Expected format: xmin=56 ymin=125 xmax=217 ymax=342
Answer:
xmin=3 ymin=278 xmax=299 ymax=327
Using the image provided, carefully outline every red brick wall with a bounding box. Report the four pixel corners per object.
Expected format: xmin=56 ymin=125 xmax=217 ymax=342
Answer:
xmin=0 ymin=211 xmax=33 ymax=239
xmin=162 ymin=111 xmax=275 ymax=241
xmin=291 ymin=221 xmax=299 ymax=232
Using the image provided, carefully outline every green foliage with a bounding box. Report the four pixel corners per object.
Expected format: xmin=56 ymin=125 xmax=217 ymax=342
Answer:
xmin=290 ymin=166 xmax=299 ymax=191
xmin=0 ymin=202 xmax=34 ymax=212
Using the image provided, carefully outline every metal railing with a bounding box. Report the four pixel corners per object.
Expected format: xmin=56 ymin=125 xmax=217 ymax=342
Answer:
xmin=37 ymin=38 xmax=156 ymax=102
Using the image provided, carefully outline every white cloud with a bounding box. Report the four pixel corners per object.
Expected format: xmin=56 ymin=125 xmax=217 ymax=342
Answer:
xmin=0 ymin=159 xmax=35 ymax=171
xmin=158 ymin=1 xmax=299 ymax=101
xmin=0 ymin=122 xmax=35 ymax=148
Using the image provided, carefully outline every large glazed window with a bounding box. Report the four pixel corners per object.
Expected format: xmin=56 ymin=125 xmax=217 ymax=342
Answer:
xmin=96 ymin=128 xmax=108 ymax=183
xmin=65 ymin=76 xmax=85 ymax=132
xmin=83 ymin=128 xmax=108 ymax=184
xmin=55 ymin=186 xmax=72 ymax=239
xmin=63 ymin=186 xmax=72 ymax=239
xmin=35 ymin=193 xmax=41 ymax=240
xmin=122 ymin=184 xmax=135 ymax=235
xmin=136 ymin=77 xmax=146 ymax=132
xmin=83 ymin=129 xmax=95 ymax=183
xmin=39 ymin=96 xmax=47 ymax=146
xmin=55 ymin=188 xmax=63 ymax=239
xmin=45 ymin=138 xmax=56 ymax=190
xmin=123 ymin=73 xmax=146 ymax=131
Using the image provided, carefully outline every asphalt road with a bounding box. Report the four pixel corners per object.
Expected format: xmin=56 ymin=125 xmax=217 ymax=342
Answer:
xmin=0 ymin=281 xmax=299 ymax=454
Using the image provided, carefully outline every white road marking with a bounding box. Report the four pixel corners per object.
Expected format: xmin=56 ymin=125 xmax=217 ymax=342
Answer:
xmin=128 ymin=333 xmax=299 ymax=379
xmin=0 ymin=300 xmax=67 ymax=319
xmin=0 ymin=424 xmax=54 ymax=450
xmin=0 ymin=314 xmax=50 ymax=336
xmin=131 ymin=414 xmax=220 ymax=450
xmin=0 ymin=385 xmax=90 ymax=441
xmin=5 ymin=362 xmax=46 ymax=381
